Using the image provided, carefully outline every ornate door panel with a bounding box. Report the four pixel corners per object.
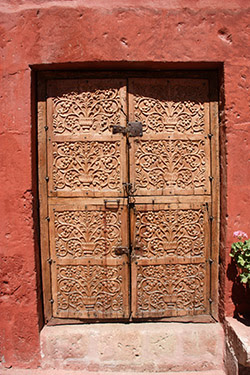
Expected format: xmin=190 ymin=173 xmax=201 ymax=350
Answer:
xmin=129 ymin=78 xmax=210 ymax=196
xmin=46 ymin=79 xmax=127 ymax=197
xmin=49 ymin=199 xmax=129 ymax=319
xmin=130 ymin=198 xmax=210 ymax=318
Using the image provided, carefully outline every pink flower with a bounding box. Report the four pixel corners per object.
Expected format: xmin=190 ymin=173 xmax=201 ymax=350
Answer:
xmin=233 ymin=230 xmax=248 ymax=240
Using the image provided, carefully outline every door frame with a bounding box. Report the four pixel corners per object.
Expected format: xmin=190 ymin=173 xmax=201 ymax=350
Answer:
xmin=37 ymin=70 xmax=219 ymax=325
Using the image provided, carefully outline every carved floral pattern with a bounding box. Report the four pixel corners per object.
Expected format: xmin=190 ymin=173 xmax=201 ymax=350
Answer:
xmin=135 ymin=208 xmax=205 ymax=258
xmin=52 ymin=86 xmax=123 ymax=135
xmin=57 ymin=265 xmax=123 ymax=313
xmin=52 ymin=141 xmax=121 ymax=191
xmin=54 ymin=209 xmax=122 ymax=258
xmin=134 ymin=140 xmax=206 ymax=191
xmin=133 ymin=80 xmax=207 ymax=134
xmin=136 ymin=263 xmax=206 ymax=313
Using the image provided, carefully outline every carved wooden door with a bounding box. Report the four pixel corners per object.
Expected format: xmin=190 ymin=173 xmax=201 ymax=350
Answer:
xmin=38 ymin=73 xmax=218 ymax=322
xmin=44 ymin=79 xmax=130 ymax=320
xmin=128 ymin=78 xmax=216 ymax=319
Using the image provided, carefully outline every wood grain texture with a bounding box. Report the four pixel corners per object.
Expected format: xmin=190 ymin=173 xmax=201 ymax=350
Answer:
xmin=38 ymin=72 xmax=219 ymax=323
xmin=37 ymin=76 xmax=52 ymax=322
xmin=128 ymin=77 xmax=214 ymax=319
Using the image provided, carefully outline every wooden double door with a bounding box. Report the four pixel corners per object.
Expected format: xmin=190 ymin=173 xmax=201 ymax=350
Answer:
xmin=38 ymin=72 xmax=219 ymax=322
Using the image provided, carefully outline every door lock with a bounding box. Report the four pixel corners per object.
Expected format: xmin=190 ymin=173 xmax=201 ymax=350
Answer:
xmin=112 ymin=122 xmax=143 ymax=137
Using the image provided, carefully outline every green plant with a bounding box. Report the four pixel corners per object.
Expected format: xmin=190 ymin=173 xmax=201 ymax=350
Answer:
xmin=230 ymin=231 xmax=250 ymax=287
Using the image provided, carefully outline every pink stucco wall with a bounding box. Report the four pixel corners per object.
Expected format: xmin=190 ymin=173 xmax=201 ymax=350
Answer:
xmin=0 ymin=0 xmax=250 ymax=368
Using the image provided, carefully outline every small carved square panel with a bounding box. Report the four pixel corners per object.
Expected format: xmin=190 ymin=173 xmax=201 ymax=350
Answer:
xmin=54 ymin=263 xmax=129 ymax=319
xmin=131 ymin=138 xmax=210 ymax=195
xmin=133 ymin=262 xmax=208 ymax=318
xmin=129 ymin=78 xmax=209 ymax=135
xmin=50 ymin=203 xmax=128 ymax=259
xmin=47 ymin=79 xmax=127 ymax=136
xmin=133 ymin=204 xmax=208 ymax=259
xmin=50 ymin=140 xmax=123 ymax=194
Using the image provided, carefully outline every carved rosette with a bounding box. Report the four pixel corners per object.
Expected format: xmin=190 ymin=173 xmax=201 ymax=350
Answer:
xmin=52 ymin=141 xmax=121 ymax=192
xmin=134 ymin=140 xmax=206 ymax=191
xmin=135 ymin=208 xmax=205 ymax=258
xmin=136 ymin=263 xmax=206 ymax=314
xmin=54 ymin=209 xmax=122 ymax=258
xmin=57 ymin=265 xmax=124 ymax=313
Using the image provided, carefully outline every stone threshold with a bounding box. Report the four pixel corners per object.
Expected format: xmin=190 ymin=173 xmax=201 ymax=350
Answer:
xmin=225 ymin=317 xmax=250 ymax=369
xmin=0 ymin=370 xmax=227 ymax=375
xmin=39 ymin=322 xmax=225 ymax=373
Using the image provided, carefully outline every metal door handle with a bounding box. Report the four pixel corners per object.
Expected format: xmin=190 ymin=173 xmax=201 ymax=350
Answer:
xmin=104 ymin=199 xmax=120 ymax=210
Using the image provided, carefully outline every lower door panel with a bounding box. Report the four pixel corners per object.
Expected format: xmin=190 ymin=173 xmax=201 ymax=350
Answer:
xmin=130 ymin=198 xmax=210 ymax=319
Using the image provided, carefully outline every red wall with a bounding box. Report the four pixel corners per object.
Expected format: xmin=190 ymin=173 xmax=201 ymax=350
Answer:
xmin=0 ymin=0 xmax=250 ymax=368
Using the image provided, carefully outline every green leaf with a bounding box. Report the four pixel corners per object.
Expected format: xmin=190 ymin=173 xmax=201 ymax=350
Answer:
xmin=238 ymin=255 xmax=245 ymax=266
xmin=240 ymin=274 xmax=249 ymax=283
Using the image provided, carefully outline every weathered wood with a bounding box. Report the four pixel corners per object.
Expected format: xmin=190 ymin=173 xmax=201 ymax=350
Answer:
xmin=46 ymin=79 xmax=127 ymax=198
xmin=129 ymin=77 xmax=215 ymax=319
xmin=37 ymin=76 xmax=52 ymax=322
xmin=42 ymin=78 xmax=130 ymax=320
xmin=38 ymin=72 xmax=219 ymax=323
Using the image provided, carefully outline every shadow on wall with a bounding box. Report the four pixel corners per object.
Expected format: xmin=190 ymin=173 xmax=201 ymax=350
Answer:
xmin=227 ymin=259 xmax=250 ymax=322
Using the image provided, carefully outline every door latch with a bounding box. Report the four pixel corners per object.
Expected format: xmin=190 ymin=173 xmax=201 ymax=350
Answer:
xmin=114 ymin=246 xmax=130 ymax=256
xmin=112 ymin=122 xmax=143 ymax=137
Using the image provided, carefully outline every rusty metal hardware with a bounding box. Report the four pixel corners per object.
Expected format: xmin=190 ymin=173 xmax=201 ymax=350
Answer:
xmin=131 ymin=243 xmax=142 ymax=261
xmin=122 ymin=182 xmax=136 ymax=195
xmin=112 ymin=125 xmax=127 ymax=135
xmin=112 ymin=122 xmax=143 ymax=137
xmin=114 ymin=246 xmax=130 ymax=256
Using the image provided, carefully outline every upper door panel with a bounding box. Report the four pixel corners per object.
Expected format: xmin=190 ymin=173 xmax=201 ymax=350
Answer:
xmin=46 ymin=79 xmax=127 ymax=197
xmin=128 ymin=78 xmax=211 ymax=196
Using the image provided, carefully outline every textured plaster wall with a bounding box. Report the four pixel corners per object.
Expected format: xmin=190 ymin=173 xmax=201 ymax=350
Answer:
xmin=0 ymin=0 xmax=250 ymax=368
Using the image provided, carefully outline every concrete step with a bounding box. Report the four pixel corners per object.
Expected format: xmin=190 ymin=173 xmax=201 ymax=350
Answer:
xmin=0 ymin=370 xmax=227 ymax=375
xmin=38 ymin=322 xmax=225 ymax=373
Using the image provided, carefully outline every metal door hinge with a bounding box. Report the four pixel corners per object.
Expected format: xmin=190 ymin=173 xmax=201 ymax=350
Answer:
xmin=112 ymin=122 xmax=143 ymax=137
